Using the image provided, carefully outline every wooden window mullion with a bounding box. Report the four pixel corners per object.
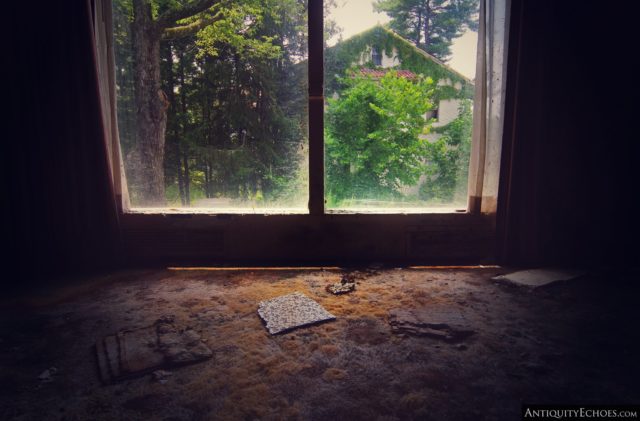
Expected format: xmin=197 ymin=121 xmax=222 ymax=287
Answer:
xmin=308 ymin=0 xmax=324 ymax=216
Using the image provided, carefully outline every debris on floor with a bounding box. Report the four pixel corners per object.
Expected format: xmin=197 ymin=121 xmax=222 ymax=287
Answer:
xmin=37 ymin=367 xmax=57 ymax=383
xmin=96 ymin=316 xmax=212 ymax=384
xmin=326 ymin=282 xmax=355 ymax=295
xmin=151 ymin=369 xmax=172 ymax=384
xmin=258 ymin=292 xmax=336 ymax=334
xmin=326 ymin=273 xmax=356 ymax=295
xmin=4 ymin=267 xmax=638 ymax=420
xmin=492 ymin=268 xmax=586 ymax=288
xmin=388 ymin=307 xmax=475 ymax=342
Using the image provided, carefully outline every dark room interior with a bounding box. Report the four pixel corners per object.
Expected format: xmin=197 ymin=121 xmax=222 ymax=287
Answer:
xmin=2 ymin=0 xmax=639 ymax=420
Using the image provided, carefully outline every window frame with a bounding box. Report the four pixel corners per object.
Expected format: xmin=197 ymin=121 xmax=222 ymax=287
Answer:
xmin=97 ymin=0 xmax=511 ymax=265
xmin=371 ymin=46 xmax=383 ymax=66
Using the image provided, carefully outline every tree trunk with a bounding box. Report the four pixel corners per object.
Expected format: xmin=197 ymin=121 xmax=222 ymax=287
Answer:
xmin=423 ymin=0 xmax=431 ymax=51
xmin=204 ymin=161 xmax=211 ymax=198
xmin=416 ymin=10 xmax=422 ymax=46
xmin=183 ymin=153 xmax=191 ymax=205
xmin=208 ymin=164 xmax=214 ymax=197
xmin=161 ymin=41 xmax=186 ymax=206
xmin=177 ymin=142 xmax=186 ymax=205
xmin=177 ymin=48 xmax=190 ymax=206
xmin=132 ymin=0 xmax=168 ymax=206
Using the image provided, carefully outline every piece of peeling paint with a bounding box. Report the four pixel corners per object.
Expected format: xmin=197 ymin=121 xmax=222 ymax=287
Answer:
xmin=492 ymin=268 xmax=586 ymax=288
xmin=95 ymin=317 xmax=212 ymax=384
xmin=258 ymin=292 xmax=335 ymax=335
xmin=388 ymin=307 xmax=475 ymax=341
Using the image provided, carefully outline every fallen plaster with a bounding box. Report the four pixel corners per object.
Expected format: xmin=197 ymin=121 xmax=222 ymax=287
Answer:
xmin=96 ymin=316 xmax=212 ymax=383
xmin=257 ymin=292 xmax=336 ymax=334
xmin=492 ymin=268 xmax=586 ymax=288
xmin=388 ymin=307 xmax=475 ymax=342
xmin=326 ymin=273 xmax=356 ymax=295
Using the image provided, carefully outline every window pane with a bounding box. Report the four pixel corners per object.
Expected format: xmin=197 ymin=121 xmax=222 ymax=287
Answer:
xmin=324 ymin=0 xmax=479 ymax=212
xmin=113 ymin=0 xmax=308 ymax=211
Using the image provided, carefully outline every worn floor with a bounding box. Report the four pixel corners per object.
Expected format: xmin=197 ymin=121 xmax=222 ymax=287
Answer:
xmin=1 ymin=267 xmax=638 ymax=420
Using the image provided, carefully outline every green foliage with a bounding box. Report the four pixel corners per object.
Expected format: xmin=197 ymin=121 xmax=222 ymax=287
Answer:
xmin=114 ymin=0 xmax=473 ymax=208
xmin=373 ymin=0 xmax=479 ymax=61
xmin=324 ymin=24 xmax=474 ymax=208
xmin=193 ymin=0 xmax=283 ymax=60
xmin=165 ymin=182 xmax=206 ymax=206
xmin=114 ymin=0 xmax=309 ymax=207
xmin=325 ymin=71 xmax=435 ymax=203
xmin=420 ymin=99 xmax=472 ymax=203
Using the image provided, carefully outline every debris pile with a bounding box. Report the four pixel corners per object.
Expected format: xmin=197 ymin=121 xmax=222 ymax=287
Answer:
xmin=388 ymin=307 xmax=475 ymax=342
xmin=151 ymin=369 xmax=173 ymax=384
xmin=326 ymin=273 xmax=356 ymax=295
xmin=37 ymin=367 xmax=58 ymax=384
xmin=492 ymin=268 xmax=585 ymax=288
xmin=96 ymin=315 xmax=212 ymax=383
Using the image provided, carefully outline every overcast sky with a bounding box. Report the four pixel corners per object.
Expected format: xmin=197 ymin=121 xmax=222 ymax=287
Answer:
xmin=326 ymin=0 xmax=478 ymax=79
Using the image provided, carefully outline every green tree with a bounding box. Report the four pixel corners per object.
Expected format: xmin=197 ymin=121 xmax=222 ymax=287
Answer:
xmin=420 ymin=99 xmax=472 ymax=203
xmin=122 ymin=0 xmax=285 ymax=206
xmin=325 ymin=71 xmax=436 ymax=204
xmin=373 ymin=0 xmax=479 ymax=61
xmin=153 ymin=0 xmax=308 ymax=207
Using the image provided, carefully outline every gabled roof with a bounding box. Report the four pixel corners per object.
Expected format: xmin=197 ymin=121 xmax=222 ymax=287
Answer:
xmin=373 ymin=26 xmax=473 ymax=84
xmin=357 ymin=68 xmax=418 ymax=80
xmin=325 ymin=25 xmax=474 ymax=97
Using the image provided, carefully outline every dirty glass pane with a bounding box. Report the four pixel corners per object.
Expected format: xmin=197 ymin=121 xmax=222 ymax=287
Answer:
xmin=324 ymin=0 xmax=479 ymax=212
xmin=113 ymin=0 xmax=308 ymax=211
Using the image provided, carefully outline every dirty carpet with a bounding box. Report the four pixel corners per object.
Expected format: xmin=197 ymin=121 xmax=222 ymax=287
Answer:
xmin=1 ymin=267 xmax=638 ymax=420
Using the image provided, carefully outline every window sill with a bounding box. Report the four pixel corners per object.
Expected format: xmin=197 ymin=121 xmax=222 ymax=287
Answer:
xmin=125 ymin=207 xmax=309 ymax=216
xmin=326 ymin=207 xmax=466 ymax=215
xmin=124 ymin=206 xmax=467 ymax=216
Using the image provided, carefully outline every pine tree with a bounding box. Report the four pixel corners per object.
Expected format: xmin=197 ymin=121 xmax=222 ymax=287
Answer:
xmin=374 ymin=0 xmax=479 ymax=61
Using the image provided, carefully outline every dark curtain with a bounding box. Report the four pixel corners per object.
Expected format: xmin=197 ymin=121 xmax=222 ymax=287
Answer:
xmin=3 ymin=1 xmax=121 ymax=288
xmin=497 ymin=0 xmax=638 ymax=267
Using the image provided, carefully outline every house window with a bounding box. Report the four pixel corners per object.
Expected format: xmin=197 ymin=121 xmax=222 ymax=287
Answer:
xmin=425 ymin=108 xmax=440 ymax=122
xmin=371 ymin=46 xmax=383 ymax=66
xmin=109 ymin=0 xmax=508 ymax=216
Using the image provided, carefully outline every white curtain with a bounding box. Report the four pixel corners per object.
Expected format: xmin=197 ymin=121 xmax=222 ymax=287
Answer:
xmin=468 ymin=0 xmax=511 ymax=214
xmin=91 ymin=0 xmax=130 ymax=210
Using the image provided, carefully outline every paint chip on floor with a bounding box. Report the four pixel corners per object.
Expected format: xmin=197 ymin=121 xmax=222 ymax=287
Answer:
xmin=492 ymin=268 xmax=586 ymax=288
xmin=388 ymin=307 xmax=475 ymax=342
xmin=258 ymin=292 xmax=336 ymax=334
xmin=96 ymin=316 xmax=212 ymax=383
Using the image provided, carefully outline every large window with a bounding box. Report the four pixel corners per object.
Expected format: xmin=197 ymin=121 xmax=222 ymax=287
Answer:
xmin=110 ymin=0 xmax=507 ymax=215
xmin=113 ymin=0 xmax=308 ymax=211
xmin=324 ymin=0 xmax=479 ymax=212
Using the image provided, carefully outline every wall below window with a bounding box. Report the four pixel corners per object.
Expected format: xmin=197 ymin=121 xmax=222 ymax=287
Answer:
xmin=121 ymin=213 xmax=495 ymax=266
